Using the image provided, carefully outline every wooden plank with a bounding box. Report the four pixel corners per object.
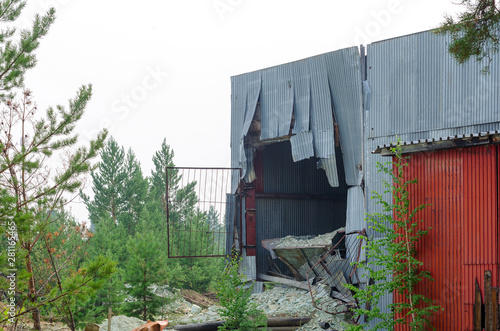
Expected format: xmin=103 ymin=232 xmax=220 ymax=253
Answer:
xmin=485 ymin=270 xmax=493 ymax=331
xmin=473 ymin=279 xmax=483 ymax=331
xmin=492 ymin=287 xmax=498 ymax=331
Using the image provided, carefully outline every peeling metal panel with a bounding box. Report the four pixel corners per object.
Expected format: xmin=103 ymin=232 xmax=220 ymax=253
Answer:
xmin=325 ymin=48 xmax=364 ymax=186
xmin=290 ymin=131 xmax=314 ymax=162
xmin=367 ymin=30 xmax=500 ymax=140
xmin=231 ymin=77 xmax=245 ymax=192
xmin=262 ymin=142 xmax=348 ymax=195
xmin=292 ymin=59 xmax=311 ymax=134
xmin=317 ymin=155 xmax=339 ymax=187
xmin=309 ymin=55 xmax=336 ymax=160
xmin=231 ymin=48 xmax=367 ymax=188
xmin=260 ymin=66 xmax=293 ymax=139
xmin=345 ymin=186 xmax=365 ymax=260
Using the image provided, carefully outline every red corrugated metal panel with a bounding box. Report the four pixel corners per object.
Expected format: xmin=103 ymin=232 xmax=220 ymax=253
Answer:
xmin=393 ymin=145 xmax=499 ymax=331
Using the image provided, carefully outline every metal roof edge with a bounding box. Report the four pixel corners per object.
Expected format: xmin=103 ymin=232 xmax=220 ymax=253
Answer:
xmin=230 ymin=46 xmax=360 ymax=79
xmin=373 ymin=131 xmax=500 ymax=156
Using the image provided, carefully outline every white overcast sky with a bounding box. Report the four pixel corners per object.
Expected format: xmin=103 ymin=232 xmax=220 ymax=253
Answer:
xmin=19 ymin=0 xmax=460 ymax=222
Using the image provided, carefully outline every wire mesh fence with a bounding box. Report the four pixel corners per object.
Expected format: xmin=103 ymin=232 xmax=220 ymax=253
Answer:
xmin=166 ymin=167 xmax=241 ymax=258
xmin=306 ymin=230 xmax=367 ymax=316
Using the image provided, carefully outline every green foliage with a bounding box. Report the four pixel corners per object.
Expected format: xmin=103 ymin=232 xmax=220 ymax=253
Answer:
xmin=122 ymin=214 xmax=169 ymax=321
xmin=214 ymin=254 xmax=266 ymax=331
xmin=83 ymin=138 xmax=149 ymax=235
xmin=435 ymin=0 xmax=500 ymax=73
xmin=0 ymin=0 xmax=55 ymax=100
xmin=345 ymin=145 xmax=440 ymax=331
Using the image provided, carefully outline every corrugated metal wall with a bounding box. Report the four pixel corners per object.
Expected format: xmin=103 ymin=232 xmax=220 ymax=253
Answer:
xmin=394 ymin=145 xmax=499 ymax=330
xmin=367 ymin=31 xmax=500 ymax=140
xmin=255 ymin=142 xmax=348 ymax=275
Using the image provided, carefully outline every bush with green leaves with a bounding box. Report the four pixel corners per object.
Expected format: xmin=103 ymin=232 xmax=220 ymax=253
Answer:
xmin=214 ymin=254 xmax=266 ymax=331
xmin=345 ymin=145 xmax=441 ymax=331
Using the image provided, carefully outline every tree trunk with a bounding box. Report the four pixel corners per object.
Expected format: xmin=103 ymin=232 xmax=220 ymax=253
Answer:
xmin=26 ymin=251 xmax=41 ymax=330
xmin=143 ymin=269 xmax=147 ymax=321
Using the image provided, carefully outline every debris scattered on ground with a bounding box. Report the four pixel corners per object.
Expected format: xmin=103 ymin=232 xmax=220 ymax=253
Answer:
xmin=180 ymin=289 xmax=217 ymax=308
xmin=167 ymin=285 xmax=352 ymax=331
xmin=275 ymin=228 xmax=345 ymax=248
xmin=99 ymin=315 xmax=146 ymax=331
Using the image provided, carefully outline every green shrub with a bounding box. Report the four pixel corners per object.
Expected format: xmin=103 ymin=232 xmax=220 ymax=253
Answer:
xmin=214 ymin=254 xmax=266 ymax=331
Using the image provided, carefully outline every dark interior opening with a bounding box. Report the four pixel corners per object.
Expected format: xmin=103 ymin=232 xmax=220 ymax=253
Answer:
xmin=254 ymin=141 xmax=348 ymax=276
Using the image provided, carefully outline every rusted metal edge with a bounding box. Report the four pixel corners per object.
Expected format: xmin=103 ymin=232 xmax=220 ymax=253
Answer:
xmin=373 ymin=133 xmax=500 ymax=156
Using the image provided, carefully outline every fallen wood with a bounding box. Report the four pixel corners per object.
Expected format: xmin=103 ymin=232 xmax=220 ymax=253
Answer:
xmin=170 ymin=317 xmax=311 ymax=331
xmin=180 ymin=289 xmax=217 ymax=308
xmin=267 ymin=317 xmax=311 ymax=326
xmin=171 ymin=321 xmax=223 ymax=331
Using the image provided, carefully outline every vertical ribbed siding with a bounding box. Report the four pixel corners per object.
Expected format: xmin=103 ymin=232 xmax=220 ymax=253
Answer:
xmin=231 ymin=77 xmax=244 ymax=192
xmin=232 ymin=48 xmax=367 ymax=189
xmin=367 ymin=30 xmax=500 ymax=139
xmin=262 ymin=142 xmax=348 ymax=195
xmin=325 ymin=48 xmax=364 ymax=186
xmin=290 ymin=131 xmax=314 ymax=162
xmin=291 ymin=59 xmax=311 ymax=134
xmin=393 ymin=145 xmax=499 ymax=330
xmin=255 ymin=198 xmax=347 ymax=275
xmin=255 ymin=141 xmax=348 ymax=275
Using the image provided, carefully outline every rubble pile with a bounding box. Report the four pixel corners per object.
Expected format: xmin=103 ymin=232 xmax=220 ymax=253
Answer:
xmin=168 ymin=285 xmax=351 ymax=330
xmin=275 ymin=228 xmax=345 ymax=248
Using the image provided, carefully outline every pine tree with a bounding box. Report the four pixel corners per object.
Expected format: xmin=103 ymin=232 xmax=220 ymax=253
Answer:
xmin=436 ymin=0 xmax=500 ymax=73
xmin=123 ymin=211 xmax=168 ymax=321
xmin=83 ymin=137 xmax=126 ymax=227
xmin=119 ymin=148 xmax=148 ymax=234
xmin=0 ymin=1 xmax=55 ymax=101
xmin=73 ymin=217 xmax=127 ymax=326
xmin=0 ymin=87 xmax=111 ymax=330
xmin=150 ymin=138 xmax=180 ymax=206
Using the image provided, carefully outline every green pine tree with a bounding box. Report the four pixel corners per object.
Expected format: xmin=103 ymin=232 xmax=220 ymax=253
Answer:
xmin=0 ymin=1 xmax=55 ymax=101
xmin=119 ymin=148 xmax=149 ymax=235
xmin=0 ymin=87 xmax=109 ymax=330
xmin=436 ymin=0 xmax=500 ymax=73
xmin=72 ymin=216 xmax=127 ymax=326
xmin=123 ymin=211 xmax=168 ymax=321
xmin=150 ymin=138 xmax=180 ymax=206
xmin=83 ymin=137 xmax=126 ymax=228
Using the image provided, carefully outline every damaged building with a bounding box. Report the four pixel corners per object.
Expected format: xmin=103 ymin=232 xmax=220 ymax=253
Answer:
xmin=229 ymin=30 xmax=500 ymax=329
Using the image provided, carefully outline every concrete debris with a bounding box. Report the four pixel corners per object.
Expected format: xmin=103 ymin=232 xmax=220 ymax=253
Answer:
xmin=275 ymin=228 xmax=345 ymax=248
xmin=169 ymin=285 xmax=352 ymax=331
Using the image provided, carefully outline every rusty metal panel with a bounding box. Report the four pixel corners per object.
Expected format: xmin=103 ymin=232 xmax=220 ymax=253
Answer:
xmin=393 ymin=145 xmax=499 ymax=331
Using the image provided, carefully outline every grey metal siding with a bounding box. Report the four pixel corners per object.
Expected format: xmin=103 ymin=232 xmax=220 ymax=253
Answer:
xmin=231 ymin=48 xmax=366 ymax=189
xmin=325 ymin=48 xmax=365 ymax=186
xmin=367 ymin=30 xmax=500 ymax=141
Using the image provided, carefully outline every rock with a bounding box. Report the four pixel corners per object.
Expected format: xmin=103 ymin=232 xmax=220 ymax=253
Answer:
xmin=85 ymin=323 xmax=100 ymax=331
xmin=99 ymin=315 xmax=146 ymax=331
xmin=190 ymin=304 xmax=202 ymax=314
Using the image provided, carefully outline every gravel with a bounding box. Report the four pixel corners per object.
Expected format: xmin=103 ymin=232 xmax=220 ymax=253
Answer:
xmin=167 ymin=285 xmax=353 ymax=331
